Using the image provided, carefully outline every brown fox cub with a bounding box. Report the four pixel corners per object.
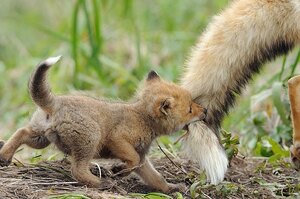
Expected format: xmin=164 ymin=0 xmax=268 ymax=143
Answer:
xmin=0 ymin=56 xmax=206 ymax=192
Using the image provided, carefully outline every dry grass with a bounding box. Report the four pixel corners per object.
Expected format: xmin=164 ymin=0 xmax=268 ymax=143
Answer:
xmin=0 ymin=155 xmax=299 ymax=199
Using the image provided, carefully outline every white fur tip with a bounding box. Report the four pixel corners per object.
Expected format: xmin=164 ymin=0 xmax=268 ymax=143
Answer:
xmin=182 ymin=121 xmax=228 ymax=185
xmin=44 ymin=55 xmax=62 ymax=65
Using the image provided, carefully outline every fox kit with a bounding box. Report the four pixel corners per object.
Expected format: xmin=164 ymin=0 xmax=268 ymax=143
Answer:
xmin=0 ymin=56 xmax=207 ymax=193
xmin=180 ymin=0 xmax=300 ymax=184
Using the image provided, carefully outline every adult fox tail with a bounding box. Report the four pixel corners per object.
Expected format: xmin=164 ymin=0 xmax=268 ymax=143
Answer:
xmin=181 ymin=0 xmax=300 ymax=184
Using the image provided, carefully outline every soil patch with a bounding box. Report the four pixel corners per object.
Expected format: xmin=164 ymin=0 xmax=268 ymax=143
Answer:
xmin=0 ymin=156 xmax=299 ymax=198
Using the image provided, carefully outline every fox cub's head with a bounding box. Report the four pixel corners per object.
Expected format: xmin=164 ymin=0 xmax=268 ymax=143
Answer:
xmin=137 ymin=71 xmax=207 ymax=134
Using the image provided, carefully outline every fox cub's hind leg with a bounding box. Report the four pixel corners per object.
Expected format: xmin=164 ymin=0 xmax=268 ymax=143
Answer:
xmin=70 ymin=142 xmax=110 ymax=188
xmin=70 ymin=154 xmax=102 ymax=187
xmin=0 ymin=126 xmax=50 ymax=166
xmin=288 ymin=76 xmax=300 ymax=169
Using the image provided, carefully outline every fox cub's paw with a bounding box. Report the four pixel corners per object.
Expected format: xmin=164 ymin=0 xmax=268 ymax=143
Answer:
xmin=167 ymin=183 xmax=186 ymax=193
xmin=0 ymin=158 xmax=12 ymax=168
xmin=111 ymin=162 xmax=133 ymax=177
xmin=0 ymin=141 xmax=12 ymax=167
xmin=111 ymin=162 xmax=126 ymax=173
xmin=111 ymin=163 xmax=131 ymax=177
xmin=0 ymin=156 xmax=11 ymax=167
xmin=290 ymin=143 xmax=300 ymax=170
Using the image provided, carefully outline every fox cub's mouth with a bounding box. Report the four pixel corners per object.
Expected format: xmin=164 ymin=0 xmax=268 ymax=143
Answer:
xmin=183 ymin=109 xmax=207 ymax=130
xmin=183 ymin=120 xmax=201 ymax=130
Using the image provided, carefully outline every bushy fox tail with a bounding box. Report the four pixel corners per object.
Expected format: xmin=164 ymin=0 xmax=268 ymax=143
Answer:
xmin=181 ymin=0 xmax=300 ymax=184
xmin=29 ymin=56 xmax=61 ymax=114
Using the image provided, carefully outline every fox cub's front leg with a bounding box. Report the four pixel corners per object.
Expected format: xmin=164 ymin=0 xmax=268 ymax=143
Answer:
xmin=135 ymin=157 xmax=186 ymax=193
xmin=109 ymin=140 xmax=141 ymax=175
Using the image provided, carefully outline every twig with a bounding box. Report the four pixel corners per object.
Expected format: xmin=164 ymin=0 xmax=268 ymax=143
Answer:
xmin=155 ymin=140 xmax=187 ymax=174
xmin=35 ymin=164 xmax=72 ymax=178
xmin=174 ymin=130 xmax=189 ymax=145
xmin=30 ymin=181 xmax=78 ymax=185
xmin=201 ymin=191 xmax=213 ymax=199
xmin=12 ymin=157 xmax=24 ymax=167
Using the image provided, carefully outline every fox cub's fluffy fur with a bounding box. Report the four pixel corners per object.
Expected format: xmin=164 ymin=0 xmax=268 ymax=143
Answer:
xmin=0 ymin=56 xmax=207 ymax=193
xmin=181 ymin=0 xmax=300 ymax=184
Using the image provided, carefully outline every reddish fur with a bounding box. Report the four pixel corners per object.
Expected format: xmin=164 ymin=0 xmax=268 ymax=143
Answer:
xmin=288 ymin=76 xmax=300 ymax=169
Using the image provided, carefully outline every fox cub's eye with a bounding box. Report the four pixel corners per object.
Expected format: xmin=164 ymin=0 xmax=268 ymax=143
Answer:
xmin=189 ymin=106 xmax=192 ymax=113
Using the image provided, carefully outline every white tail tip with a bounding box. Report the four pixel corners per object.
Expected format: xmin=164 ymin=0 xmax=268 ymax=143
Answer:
xmin=44 ymin=55 xmax=62 ymax=65
xmin=182 ymin=121 xmax=228 ymax=185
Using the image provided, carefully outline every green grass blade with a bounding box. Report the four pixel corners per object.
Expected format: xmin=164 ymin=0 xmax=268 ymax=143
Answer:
xmin=92 ymin=0 xmax=102 ymax=53
xmin=289 ymin=48 xmax=300 ymax=78
xmin=71 ymin=0 xmax=83 ymax=79
xmin=271 ymin=82 xmax=289 ymax=125
xmin=82 ymin=1 xmax=102 ymax=75
xmin=278 ymin=55 xmax=287 ymax=81
xmin=82 ymin=1 xmax=96 ymax=50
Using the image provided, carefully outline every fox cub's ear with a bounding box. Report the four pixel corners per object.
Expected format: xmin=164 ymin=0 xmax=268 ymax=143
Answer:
xmin=147 ymin=70 xmax=160 ymax=81
xmin=159 ymin=98 xmax=173 ymax=116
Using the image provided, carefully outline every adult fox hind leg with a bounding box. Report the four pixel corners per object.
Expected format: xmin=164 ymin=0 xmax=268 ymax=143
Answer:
xmin=288 ymin=76 xmax=300 ymax=169
xmin=181 ymin=0 xmax=300 ymax=184
xmin=0 ymin=126 xmax=50 ymax=166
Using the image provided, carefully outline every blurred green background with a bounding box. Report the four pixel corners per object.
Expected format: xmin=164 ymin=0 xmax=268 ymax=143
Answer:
xmin=0 ymin=0 xmax=299 ymax=162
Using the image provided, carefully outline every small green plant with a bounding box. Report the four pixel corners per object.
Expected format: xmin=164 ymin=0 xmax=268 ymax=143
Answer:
xmin=189 ymin=171 xmax=209 ymax=199
xmin=215 ymin=183 xmax=241 ymax=198
xmin=254 ymin=136 xmax=290 ymax=162
xmin=221 ymin=130 xmax=239 ymax=161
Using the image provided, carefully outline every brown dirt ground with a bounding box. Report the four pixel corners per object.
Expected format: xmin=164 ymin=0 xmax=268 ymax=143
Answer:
xmin=0 ymin=155 xmax=299 ymax=199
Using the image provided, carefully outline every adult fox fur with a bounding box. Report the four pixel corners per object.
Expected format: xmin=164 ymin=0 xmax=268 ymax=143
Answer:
xmin=288 ymin=76 xmax=300 ymax=169
xmin=0 ymin=56 xmax=207 ymax=193
xmin=181 ymin=0 xmax=300 ymax=184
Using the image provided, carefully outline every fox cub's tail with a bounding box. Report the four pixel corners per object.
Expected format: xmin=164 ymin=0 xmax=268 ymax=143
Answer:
xmin=29 ymin=56 xmax=61 ymax=113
